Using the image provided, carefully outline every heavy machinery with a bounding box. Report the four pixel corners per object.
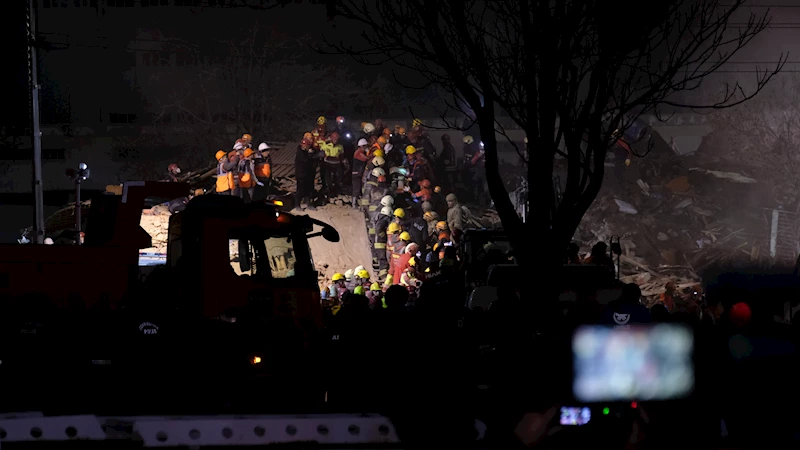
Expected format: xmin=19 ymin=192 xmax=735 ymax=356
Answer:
xmin=0 ymin=181 xmax=342 ymax=416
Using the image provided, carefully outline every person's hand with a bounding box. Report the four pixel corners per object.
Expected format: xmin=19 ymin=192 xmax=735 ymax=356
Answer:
xmin=513 ymin=406 xmax=561 ymax=447
xmin=403 ymin=186 xmax=410 ymax=192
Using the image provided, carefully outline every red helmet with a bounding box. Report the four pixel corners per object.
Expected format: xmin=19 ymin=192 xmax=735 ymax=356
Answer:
xmin=419 ymin=179 xmax=431 ymax=189
xmin=336 ymin=116 xmax=345 ymax=123
xmin=301 ymin=138 xmax=312 ymax=146
xmin=168 ymin=163 xmax=179 ymax=172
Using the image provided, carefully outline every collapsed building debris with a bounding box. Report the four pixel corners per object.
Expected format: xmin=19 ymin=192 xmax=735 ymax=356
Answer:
xmin=575 ymin=133 xmax=798 ymax=304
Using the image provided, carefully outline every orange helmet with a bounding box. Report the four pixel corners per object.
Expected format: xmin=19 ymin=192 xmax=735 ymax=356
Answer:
xmin=215 ymin=150 xmax=226 ymax=161
xmin=419 ymin=179 xmax=431 ymax=189
xmin=242 ymin=133 xmax=252 ymax=141
xmin=303 ymin=132 xmax=313 ymax=141
xmin=377 ymin=136 xmax=387 ymax=146
xmin=243 ymin=148 xmax=254 ymax=158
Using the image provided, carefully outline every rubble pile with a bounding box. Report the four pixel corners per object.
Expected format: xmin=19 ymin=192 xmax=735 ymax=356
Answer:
xmin=576 ymin=149 xmax=779 ymax=302
xmin=140 ymin=206 xmax=171 ymax=254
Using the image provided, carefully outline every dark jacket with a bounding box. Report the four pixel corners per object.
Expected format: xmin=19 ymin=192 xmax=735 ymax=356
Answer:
xmin=295 ymin=146 xmax=319 ymax=181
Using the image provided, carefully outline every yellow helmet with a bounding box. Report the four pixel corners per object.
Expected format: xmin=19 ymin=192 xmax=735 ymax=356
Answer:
xmin=463 ymin=135 xmax=474 ymax=144
xmin=412 ymin=118 xmax=422 ymax=127
xmin=357 ymin=269 xmax=370 ymax=279
xmin=399 ymin=231 xmax=411 ymax=241
xmin=372 ymin=156 xmax=385 ymax=166
xmin=373 ymin=149 xmax=385 ymax=158
xmin=434 ymin=186 xmax=442 ymax=193
xmin=331 ymin=273 xmax=345 ymax=281
xmin=388 ymin=223 xmax=401 ymax=234
xmin=423 ymin=211 xmax=435 ymax=221
xmin=408 ymin=256 xmax=417 ymax=266
xmin=393 ymin=208 xmax=406 ymax=218
xmin=317 ymin=116 xmax=326 ymax=125
xmin=242 ymin=133 xmax=252 ymax=141
xmin=405 ymin=145 xmax=417 ymax=155
xmin=370 ymin=282 xmax=382 ymax=291
xmin=436 ymin=221 xmax=447 ymax=231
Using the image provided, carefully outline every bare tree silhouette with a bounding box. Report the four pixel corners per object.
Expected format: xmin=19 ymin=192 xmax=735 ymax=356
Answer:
xmin=321 ymin=0 xmax=784 ymax=274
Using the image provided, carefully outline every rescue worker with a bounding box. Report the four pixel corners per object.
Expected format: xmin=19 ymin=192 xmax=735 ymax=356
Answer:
xmin=392 ymin=207 xmax=406 ymax=225
xmin=414 ymin=179 xmax=433 ymax=203
xmin=399 ymin=255 xmax=420 ymax=289
xmin=446 ymin=193 xmax=465 ymax=234
xmin=362 ymin=167 xmax=388 ymax=217
xmin=351 ymin=138 xmax=370 ymax=208
xmin=470 ymin=141 xmax=488 ymax=206
xmin=393 ymin=241 xmax=418 ymax=285
xmin=364 ymin=168 xmax=389 ymax=244
xmin=391 ymin=231 xmax=411 ymax=279
xmin=255 ymin=142 xmax=273 ymax=198
xmin=367 ymin=282 xmax=385 ymax=309
xmin=355 ymin=269 xmax=372 ymax=290
xmin=294 ymin=138 xmax=321 ymax=211
xmin=238 ymin=147 xmax=262 ymax=203
xmin=321 ymin=131 xmax=346 ymax=199
xmin=215 ymin=150 xmax=238 ymax=196
xmin=374 ymin=205 xmax=393 ymax=280
xmin=438 ymin=133 xmax=457 ymax=185
xmin=423 ymin=210 xmax=440 ymax=239
xmin=166 ymin=163 xmax=181 ymax=182
xmin=404 ymin=145 xmax=434 ymax=189
xmin=402 ymin=208 xmax=427 ymax=259
xmin=241 ymin=133 xmax=253 ymax=147
xmin=361 ymin=122 xmax=376 ymax=142
xmin=362 ymin=150 xmax=386 ymax=187
xmin=314 ymin=116 xmax=328 ymax=139
xmin=385 ymin=222 xmax=402 ymax=286
xmin=344 ymin=269 xmax=356 ymax=291
xmin=410 ymin=119 xmax=437 ymax=160
xmin=331 ymin=272 xmax=349 ymax=298
xmin=461 ymin=136 xmax=477 ymax=201
xmin=431 ymin=186 xmax=447 ymax=218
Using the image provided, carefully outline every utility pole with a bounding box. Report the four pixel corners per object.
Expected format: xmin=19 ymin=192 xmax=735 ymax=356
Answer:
xmin=27 ymin=0 xmax=45 ymax=244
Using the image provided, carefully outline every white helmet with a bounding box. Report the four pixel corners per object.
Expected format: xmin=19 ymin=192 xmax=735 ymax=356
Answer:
xmin=371 ymin=167 xmax=385 ymax=178
xmin=380 ymin=206 xmax=392 ymax=216
xmin=384 ymin=143 xmax=393 ymax=152
xmin=363 ymin=123 xmax=375 ymax=133
xmin=372 ymin=156 xmax=385 ymax=166
xmin=463 ymin=135 xmax=474 ymax=144
xmin=380 ymin=195 xmax=394 ymax=207
xmin=357 ymin=138 xmax=369 ymax=147
xmin=258 ymin=142 xmax=270 ymax=151
xmin=344 ymin=269 xmax=354 ymax=280
xmin=233 ymin=141 xmax=245 ymax=150
xmin=354 ymin=265 xmax=365 ymax=274
xmin=44 ymin=238 xmax=54 ymax=245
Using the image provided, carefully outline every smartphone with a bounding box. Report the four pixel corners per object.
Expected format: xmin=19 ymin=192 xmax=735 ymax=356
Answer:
xmin=572 ymin=324 xmax=694 ymax=402
xmin=560 ymin=406 xmax=591 ymax=426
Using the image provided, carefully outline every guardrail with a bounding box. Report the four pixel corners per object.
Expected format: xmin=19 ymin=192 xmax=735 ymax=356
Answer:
xmin=0 ymin=413 xmax=401 ymax=447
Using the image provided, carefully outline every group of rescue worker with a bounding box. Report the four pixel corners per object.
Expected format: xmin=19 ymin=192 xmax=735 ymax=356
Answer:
xmin=294 ymin=117 xmax=487 ymax=306
xmin=213 ymin=133 xmax=275 ymax=202
xmin=292 ymin=116 xmax=491 ymax=211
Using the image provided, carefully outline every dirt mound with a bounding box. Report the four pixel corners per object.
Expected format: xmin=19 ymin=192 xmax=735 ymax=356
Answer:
xmin=138 ymin=204 xmax=375 ymax=290
xmin=303 ymin=204 xmax=376 ymax=290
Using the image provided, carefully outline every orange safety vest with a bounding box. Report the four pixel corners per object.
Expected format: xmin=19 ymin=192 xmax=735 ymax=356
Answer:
xmin=255 ymin=162 xmax=271 ymax=178
xmin=215 ymin=163 xmax=235 ymax=193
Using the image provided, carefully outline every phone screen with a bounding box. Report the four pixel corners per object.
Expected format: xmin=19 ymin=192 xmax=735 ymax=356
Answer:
xmin=572 ymin=324 xmax=694 ymax=402
xmin=560 ymin=407 xmax=591 ymax=426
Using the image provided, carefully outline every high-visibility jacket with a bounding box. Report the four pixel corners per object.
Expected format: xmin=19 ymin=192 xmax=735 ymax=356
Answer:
xmin=238 ymin=159 xmax=256 ymax=189
xmin=215 ymin=160 xmax=236 ymax=193
xmin=386 ymin=233 xmax=401 ymax=274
